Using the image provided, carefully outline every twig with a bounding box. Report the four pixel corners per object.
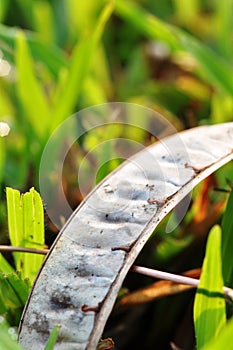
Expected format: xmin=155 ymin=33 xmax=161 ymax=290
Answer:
xmin=132 ymin=265 xmax=233 ymax=301
xmin=0 ymin=245 xmax=49 ymax=255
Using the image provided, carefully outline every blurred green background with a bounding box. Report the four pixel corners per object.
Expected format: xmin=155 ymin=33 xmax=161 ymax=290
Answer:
xmin=0 ymin=1 xmax=233 ymax=349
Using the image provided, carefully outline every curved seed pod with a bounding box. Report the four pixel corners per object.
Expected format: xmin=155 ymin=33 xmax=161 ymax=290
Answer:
xmin=18 ymin=123 xmax=233 ymax=350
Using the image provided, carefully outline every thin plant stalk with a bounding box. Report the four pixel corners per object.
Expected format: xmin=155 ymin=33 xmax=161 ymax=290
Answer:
xmin=132 ymin=265 xmax=233 ymax=301
xmin=0 ymin=245 xmax=49 ymax=255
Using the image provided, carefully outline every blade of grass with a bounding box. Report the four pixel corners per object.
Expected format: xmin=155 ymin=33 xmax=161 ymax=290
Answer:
xmin=0 ymin=272 xmax=30 ymax=326
xmin=0 ymin=0 xmax=9 ymax=22
xmin=82 ymin=76 xmax=108 ymax=106
xmin=15 ymin=0 xmax=34 ymax=29
xmin=6 ymin=188 xmax=45 ymax=282
xmin=44 ymin=325 xmax=61 ymax=350
xmin=0 ymin=254 xmax=14 ymax=274
xmin=221 ymin=189 xmax=233 ymax=286
xmin=0 ymin=293 xmax=7 ymax=314
xmin=115 ymin=0 xmax=180 ymax=50
xmin=0 ymin=83 xmax=15 ymax=116
xmin=15 ymin=31 xmax=51 ymax=138
xmin=0 ymin=273 xmax=23 ymax=309
xmin=115 ymin=0 xmax=233 ymax=96
xmin=0 ymin=122 xmax=10 ymax=185
xmin=0 ymin=318 xmax=23 ymax=350
xmin=33 ymin=0 xmax=56 ymax=44
xmin=194 ymin=225 xmax=226 ymax=349
xmin=22 ymin=188 xmax=45 ymax=280
xmin=0 ymin=272 xmax=30 ymax=308
xmin=51 ymin=1 xmax=114 ymax=129
xmin=201 ymin=316 xmax=233 ymax=350
xmin=66 ymin=0 xmax=100 ymax=42
xmin=0 ymin=24 xmax=67 ymax=77
xmin=215 ymin=0 xmax=233 ymax=60
xmin=6 ymin=187 xmax=23 ymax=250
xmin=0 ymin=138 xmax=4 ymax=185
xmin=172 ymin=0 xmax=200 ymax=26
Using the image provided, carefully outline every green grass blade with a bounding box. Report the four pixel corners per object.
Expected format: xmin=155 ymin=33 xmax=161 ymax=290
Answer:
xmin=0 ymin=273 xmax=22 ymax=309
xmin=0 ymin=254 xmax=14 ymax=274
xmin=0 ymin=121 xmax=10 ymax=185
xmin=115 ymin=0 xmax=233 ymax=96
xmin=52 ymin=1 xmax=114 ymax=129
xmin=0 ymin=138 xmax=5 ymax=185
xmin=0 ymin=272 xmax=30 ymax=325
xmin=6 ymin=272 xmax=30 ymax=306
xmin=0 ymin=318 xmax=23 ymax=350
xmin=115 ymin=0 xmax=180 ymax=50
xmin=15 ymin=31 xmax=51 ymax=137
xmin=44 ymin=325 xmax=61 ymax=350
xmin=0 ymin=272 xmax=30 ymax=309
xmin=0 ymin=82 xmax=15 ymax=116
xmin=0 ymin=24 xmax=67 ymax=77
xmin=6 ymin=187 xmax=45 ymax=282
xmin=194 ymin=225 xmax=226 ymax=349
xmin=173 ymin=0 xmax=200 ymax=26
xmin=15 ymin=0 xmax=34 ymax=29
xmin=6 ymin=188 xmax=23 ymax=249
xmin=82 ymin=76 xmax=108 ymax=106
xmin=33 ymin=0 xmax=55 ymax=44
xmin=0 ymin=0 xmax=10 ymax=22
xmin=215 ymin=0 xmax=233 ymax=60
xmin=221 ymin=189 xmax=233 ymax=286
xmin=201 ymin=316 xmax=233 ymax=350
xmin=22 ymin=188 xmax=44 ymax=280
xmin=176 ymin=30 xmax=233 ymax=96
xmin=0 ymin=293 xmax=7 ymax=314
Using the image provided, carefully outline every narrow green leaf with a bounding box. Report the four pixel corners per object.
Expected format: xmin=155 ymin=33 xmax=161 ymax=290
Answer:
xmin=0 ymin=317 xmax=23 ymax=350
xmin=0 ymin=138 xmax=4 ymax=185
xmin=0 ymin=254 xmax=14 ymax=274
xmin=33 ymin=0 xmax=55 ymax=43
xmin=115 ymin=0 xmax=233 ymax=96
xmin=44 ymin=325 xmax=61 ymax=350
xmin=222 ymin=189 xmax=233 ymax=286
xmin=0 ymin=82 xmax=15 ymax=116
xmin=52 ymin=1 xmax=114 ymax=129
xmin=194 ymin=225 xmax=226 ymax=349
xmin=15 ymin=31 xmax=51 ymax=137
xmin=173 ymin=0 xmax=200 ymax=25
xmin=82 ymin=76 xmax=108 ymax=106
xmin=0 ymin=272 xmax=30 ymax=309
xmin=0 ymin=272 xmax=30 ymax=325
xmin=7 ymin=272 xmax=30 ymax=305
xmin=201 ymin=316 xmax=233 ymax=350
xmin=6 ymin=188 xmax=23 ymax=248
xmin=0 ymin=120 xmax=10 ymax=184
xmin=176 ymin=30 xmax=233 ymax=96
xmin=15 ymin=0 xmax=34 ymax=28
xmin=115 ymin=0 xmax=180 ymax=50
xmin=0 ymin=24 xmax=67 ymax=77
xmin=215 ymin=0 xmax=233 ymax=60
xmin=0 ymin=292 xmax=7 ymax=314
xmin=0 ymin=273 xmax=22 ymax=309
xmin=6 ymin=187 xmax=45 ymax=282
xmin=22 ymin=188 xmax=44 ymax=280
xmin=0 ymin=0 xmax=10 ymax=22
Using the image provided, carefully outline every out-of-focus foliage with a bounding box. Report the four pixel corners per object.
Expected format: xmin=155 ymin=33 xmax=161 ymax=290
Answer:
xmin=0 ymin=1 xmax=233 ymax=349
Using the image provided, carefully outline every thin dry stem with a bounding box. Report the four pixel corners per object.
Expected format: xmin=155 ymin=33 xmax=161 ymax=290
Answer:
xmin=132 ymin=265 xmax=233 ymax=301
xmin=0 ymin=245 xmax=49 ymax=255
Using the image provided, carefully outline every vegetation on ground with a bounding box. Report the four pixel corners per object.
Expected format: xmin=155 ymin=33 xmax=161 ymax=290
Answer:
xmin=0 ymin=1 xmax=233 ymax=349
